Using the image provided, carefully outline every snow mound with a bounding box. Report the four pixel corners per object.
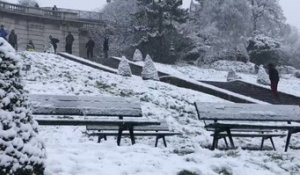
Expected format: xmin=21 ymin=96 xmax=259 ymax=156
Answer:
xmin=227 ymin=69 xmax=241 ymax=82
xmin=141 ymin=54 xmax=159 ymax=80
xmin=0 ymin=38 xmax=45 ymax=175
xmin=257 ymin=65 xmax=270 ymax=85
xmin=118 ymin=56 xmax=132 ymax=77
xmin=44 ymin=42 xmax=54 ymax=53
xmin=210 ymin=60 xmax=255 ymax=73
xmin=277 ymin=65 xmax=296 ymax=74
xmin=132 ymin=49 xmax=143 ymax=62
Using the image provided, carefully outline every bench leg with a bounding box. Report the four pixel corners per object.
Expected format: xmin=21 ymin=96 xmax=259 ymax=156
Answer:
xmin=223 ymin=137 xmax=229 ymax=148
xmin=269 ymin=137 xmax=276 ymax=151
xmin=162 ymin=136 xmax=167 ymax=147
xmin=212 ymin=130 xmax=219 ymax=150
xmin=155 ymin=136 xmax=159 ymax=147
xmin=117 ymin=127 xmax=123 ymax=146
xmin=260 ymin=137 xmax=265 ymax=150
xmin=285 ymin=130 xmax=292 ymax=152
xmin=226 ymin=129 xmax=235 ymax=148
xmin=129 ymin=127 xmax=135 ymax=145
xmin=97 ymin=135 xmax=107 ymax=143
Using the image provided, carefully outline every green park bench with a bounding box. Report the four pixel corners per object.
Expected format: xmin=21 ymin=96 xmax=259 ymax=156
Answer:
xmin=29 ymin=94 xmax=180 ymax=146
xmin=194 ymin=102 xmax=300 ymax=151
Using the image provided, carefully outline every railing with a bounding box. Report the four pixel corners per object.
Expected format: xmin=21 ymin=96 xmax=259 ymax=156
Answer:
xmin=0 ymin=1 xmax=102 ymax=22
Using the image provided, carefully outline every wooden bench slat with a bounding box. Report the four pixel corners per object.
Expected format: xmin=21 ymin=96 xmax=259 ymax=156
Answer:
xmin=86 ymin=121 xmax=169 ymax=131
xmin=89 ymin=132 xmax=181 ymax=136
xmin=195 ymin=102 xmax=300 ymax=122
xmin=36 ymin=119 xmax=160 ymax=126
xmin=29 ymin=94 xmax=143 ymax=117
xmin=212 ymin=133 xmax=285 ymax=137
xmin=207 ymin=123 xmax=300 ymax=130
xmin=86 ymin=125 xmax=169 ymax=131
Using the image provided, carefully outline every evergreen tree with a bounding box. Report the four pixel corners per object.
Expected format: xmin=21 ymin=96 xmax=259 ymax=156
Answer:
xmin=0 ymin=38 xmax=45 ymax=175
xmin=133 ymin=0 xmax=187 ymax=63
xmin=141 ymin=54 xmax=159 ymax=80
xmin=132 ymin=49 xmax=143 ymax=62
xmin=118 ymin=56 xmax=132 ymax=77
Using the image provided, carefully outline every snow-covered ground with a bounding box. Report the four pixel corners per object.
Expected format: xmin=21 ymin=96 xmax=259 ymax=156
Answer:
xmin=21 ymin=51 xmax=300 ymax=175
xmin=153 ymin=62 xmax=300 ymax=97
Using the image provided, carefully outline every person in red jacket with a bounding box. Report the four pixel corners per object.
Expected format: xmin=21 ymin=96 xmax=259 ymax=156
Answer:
xmin=268 ymin=63 xmax=279 ymax=98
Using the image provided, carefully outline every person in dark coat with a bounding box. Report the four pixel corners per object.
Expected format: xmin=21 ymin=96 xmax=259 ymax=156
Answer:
xmin=8 ymin=29 xmax=17 ymax=50
xmin=103 ymin=36 xmax=109 ymax=58
xmin=0 ymin=25 xmax=8 ymax=40
xmin=65 ymin=32 xmax=74 ymax=54
xmin=86 ymin=37 xmax=95 ymax=59
xmin=268 ymin=63 xmax=280 ymax=98
xmin=49 ymin=35 xmax=59 ymax=53
xmin=26 ymin=40 xmax=35 ymax=51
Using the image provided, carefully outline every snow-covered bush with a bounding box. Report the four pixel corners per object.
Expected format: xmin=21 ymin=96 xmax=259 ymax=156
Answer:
xmin=118 ymin=56 xmax=132 ymax=77
xmin=295 ymin=71 xmax=300 ymax=78
xmin=227 ymin=69 xmax=241 ymax=82
xmin=141 ymin=55 xmax=159 ymax=80
xmin=132 ymin=49 xmax=143 ymax=62
xmin=248 ymin=34 xmax=282 ymax=65
xmin=248 ymin=34 xmax=280 ymax=51
xmin=44 ymin=43 xmax=54 ymax=53
xmin=210 ymin=60 xmax=255 ymax=73
xmin=277 ymin=65 xmax=296 ymax=74
xmin=0 ymin=38 xmax=45 ymax=175
xmin=257 ymin=65 xmax=270 ymax=85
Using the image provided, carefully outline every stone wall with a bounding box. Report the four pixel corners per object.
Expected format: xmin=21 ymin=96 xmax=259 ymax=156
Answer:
xmin=0 ymin=14 xmax=80 ymax=55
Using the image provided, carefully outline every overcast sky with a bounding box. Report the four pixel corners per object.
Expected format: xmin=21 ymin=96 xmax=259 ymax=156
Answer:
xmin=7 ymin=0 xmax=300 ymax=30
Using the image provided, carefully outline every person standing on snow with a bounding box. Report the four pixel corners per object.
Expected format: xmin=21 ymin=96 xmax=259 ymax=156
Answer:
xmin=103 ymin=36 xmax=109 ymax=59
xmin=268 ymin=63 xmax=280 ymax=98
xmin=86 ymin=37 xmax=95 ymax=59
xmin=65 ymin=32 xmax=74 ymax=54
xmin=0 ymin=25 xmax=8 ymax=40
xmin=8 ymin=29 xmax=18 ymax=50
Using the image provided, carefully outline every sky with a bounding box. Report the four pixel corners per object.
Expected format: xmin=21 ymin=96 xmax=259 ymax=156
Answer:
xmin=7 ymin=0 xmax=300 ymax=30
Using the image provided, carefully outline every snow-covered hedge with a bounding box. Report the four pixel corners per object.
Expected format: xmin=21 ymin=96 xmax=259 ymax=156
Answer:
xmin=141 ymin=55 xmax=159 ymax=80
xmin=132 ymin=49 xmax=143 ymax=62
xmin=0 ymin=38 xmax=46 ymax=175
xmin=118 ymin=56 xmax=132 ymax=77
xmin=257 ymin=65 xmax=270 ymax=85
xmin=210 ymin=60 xmax=255 ymax=73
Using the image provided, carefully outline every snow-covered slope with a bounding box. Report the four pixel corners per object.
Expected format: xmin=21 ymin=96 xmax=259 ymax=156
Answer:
xmin=21 ymin=52 xmax=300 ymax=175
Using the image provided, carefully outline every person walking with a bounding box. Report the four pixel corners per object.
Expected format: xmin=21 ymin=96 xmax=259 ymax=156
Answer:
xmin=49 ymin=35 xmax=59 ymax=53
xmin=65 ymin=32 xmax=74 ymax=54
xmin=86 ymin=37 xmax=95 ymax=59
xmin=0 ymin=25 xmax=8 ymax=40
xmin=268 ymin=63 xmax=280 ymax=98
xmin=103 ymin=36 xmax=109 ymax=59
xmin=8 ymin=29 xmax=18 ymax=50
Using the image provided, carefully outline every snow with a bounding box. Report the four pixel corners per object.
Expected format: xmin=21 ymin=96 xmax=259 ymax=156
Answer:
xmin=17 ymin=51 xmax=300 ymax=175
xmin=227 ymin=69 xmax=241 ymax=82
